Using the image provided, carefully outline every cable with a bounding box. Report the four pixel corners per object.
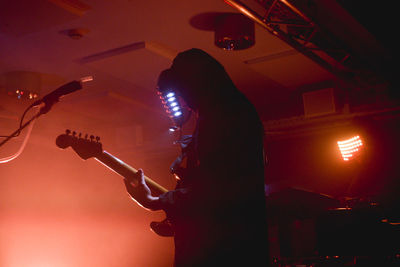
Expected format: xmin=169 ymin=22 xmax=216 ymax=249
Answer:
xmin=0 ymin=106 xmax=39 ymax=163
xmin=0 ymin=102 xmax=35 ymax=138
xmin=0 ymin=76 xmax=93 ymax=157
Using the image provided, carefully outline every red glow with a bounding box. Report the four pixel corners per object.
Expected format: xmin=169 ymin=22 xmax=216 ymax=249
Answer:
xmin=0 ymin=213 xmax=172 ymax=267
xmin=0 ymin=138 xmax=175 ymax=267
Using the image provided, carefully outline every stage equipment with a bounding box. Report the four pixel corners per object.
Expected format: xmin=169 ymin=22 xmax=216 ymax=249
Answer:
xmin=214 ymin=13 xmax=255 ymax=50
xmin=224 ymin=0 xmax=391 ymax=88
xmin=337 ymin=135 xmax=363 ymax=161
xmin=266 ymin=188 xmax=400 ymax=266
xmin=2 ymin=71 xmax=41 ymax=101
xmin=0 ymin=76 xmax=92 ymax=149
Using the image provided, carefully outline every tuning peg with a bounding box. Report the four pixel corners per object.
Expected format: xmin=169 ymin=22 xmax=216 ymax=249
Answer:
xmin=78 ymin=132 xmax=82 ymax=138
xmin=72 ymin=131 xmax=77 ymax=136
xmin=66 ymin=129 xmax=71 ymax=135
xmin=84 ymin=134 xmax=88 ymax=139
xmin=95 ymin=136 xmax=100 ymax=142
xmin=90 ymin=135 xmax=94 ymax=141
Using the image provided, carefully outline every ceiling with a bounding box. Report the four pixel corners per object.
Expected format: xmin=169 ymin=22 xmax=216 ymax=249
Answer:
xmin=0 ymin=0 xmax=397 ymax=152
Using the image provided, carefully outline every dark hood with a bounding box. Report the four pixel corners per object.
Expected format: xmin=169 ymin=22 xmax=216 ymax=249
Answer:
xmin=169 ymin=48 xmax=238 ymax=111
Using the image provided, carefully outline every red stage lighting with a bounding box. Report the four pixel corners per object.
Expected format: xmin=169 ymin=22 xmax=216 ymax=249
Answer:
xmin=337 ymin=135 xmax=363 ymax=161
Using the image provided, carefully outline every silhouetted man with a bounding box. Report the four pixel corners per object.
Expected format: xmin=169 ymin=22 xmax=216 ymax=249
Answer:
xmin=125 ymin=48 xmax=269 ymax=267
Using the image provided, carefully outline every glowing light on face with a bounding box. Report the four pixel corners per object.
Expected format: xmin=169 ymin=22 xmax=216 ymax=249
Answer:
xmin=337 ymin=135 xmax=363 ymax=161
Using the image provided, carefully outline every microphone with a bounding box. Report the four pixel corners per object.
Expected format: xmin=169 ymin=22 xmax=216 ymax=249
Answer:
xmin=34 ymin=80 xmax=82 ymax=107
xmin=32 ymin=76 xmax=93 ymax=114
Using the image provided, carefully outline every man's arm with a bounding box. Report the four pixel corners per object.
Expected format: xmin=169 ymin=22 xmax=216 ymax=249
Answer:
xmin=124 ymin=169 xmax=162 ymax=211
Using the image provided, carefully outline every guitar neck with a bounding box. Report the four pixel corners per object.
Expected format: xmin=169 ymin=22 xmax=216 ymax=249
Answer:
xmin=95 ymin=150 xmax=168 ymax=196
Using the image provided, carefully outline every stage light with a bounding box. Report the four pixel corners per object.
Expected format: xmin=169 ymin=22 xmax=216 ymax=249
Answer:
xmin=214 ymin=13 xmax=255 ymax=50
xmin=337 ymin=135 xmax=363 ymax=161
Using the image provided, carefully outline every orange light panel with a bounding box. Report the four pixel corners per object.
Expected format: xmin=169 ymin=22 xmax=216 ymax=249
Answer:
xmin=337 ymin=135 xmax=363 ymax=161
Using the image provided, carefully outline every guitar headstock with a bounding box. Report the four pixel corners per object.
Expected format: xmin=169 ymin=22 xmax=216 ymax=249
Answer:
xmin=56 ymin=129 xmax=102 ymax=160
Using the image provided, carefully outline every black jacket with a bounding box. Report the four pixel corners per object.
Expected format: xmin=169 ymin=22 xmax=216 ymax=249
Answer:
xmin=158 ymin=48 xmax=269 ymax=266
xmin=159 ymin=90 xmax=269 ymax=266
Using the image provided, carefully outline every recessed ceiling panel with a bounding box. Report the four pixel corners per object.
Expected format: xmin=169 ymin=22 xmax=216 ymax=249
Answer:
xmin=79 ymin=42 xmax=175 ymax=92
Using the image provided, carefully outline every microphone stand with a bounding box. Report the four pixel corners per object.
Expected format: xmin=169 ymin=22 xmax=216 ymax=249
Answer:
xmin=0 ymin=103 xmax=49 ymax=148
xmin=0 ymin=76 xmax=93 ymax=148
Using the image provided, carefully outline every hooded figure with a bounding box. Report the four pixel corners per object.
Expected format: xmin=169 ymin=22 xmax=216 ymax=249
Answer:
xmin=126 ymin=48 xmax=269 ymax=266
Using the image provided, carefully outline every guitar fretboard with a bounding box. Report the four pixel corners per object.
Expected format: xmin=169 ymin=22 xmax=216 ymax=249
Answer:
xmin=96 ymin=150 xmax=168 ymax=196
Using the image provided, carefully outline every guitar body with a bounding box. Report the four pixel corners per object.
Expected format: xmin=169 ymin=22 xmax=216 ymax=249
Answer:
xmin=56 ymin=130 xmax=173 ymax=237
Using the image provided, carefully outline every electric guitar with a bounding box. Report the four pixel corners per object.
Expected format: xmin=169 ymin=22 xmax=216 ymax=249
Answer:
xmin=55 ymin=129 xmax=174 ymax=237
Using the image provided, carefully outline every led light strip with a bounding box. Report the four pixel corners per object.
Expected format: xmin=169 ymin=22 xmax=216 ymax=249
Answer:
xmin=158 ymin=91 xmax=182 ymax=118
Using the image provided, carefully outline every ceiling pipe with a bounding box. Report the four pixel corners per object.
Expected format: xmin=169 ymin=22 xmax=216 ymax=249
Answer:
xmin=224 ymin=0 xmax=355 ymax=86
